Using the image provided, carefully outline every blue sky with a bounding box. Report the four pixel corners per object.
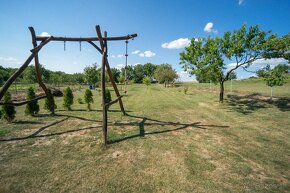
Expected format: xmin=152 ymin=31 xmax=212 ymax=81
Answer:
xmin=0 ymin=0 xmax=289 ymax=81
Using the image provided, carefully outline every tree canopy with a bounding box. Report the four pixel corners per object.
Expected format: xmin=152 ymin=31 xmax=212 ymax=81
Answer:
xmin=180 ymin=24 xmax=289 ymax=102
xmin=154 ymin=64 xmax=178 ymax=85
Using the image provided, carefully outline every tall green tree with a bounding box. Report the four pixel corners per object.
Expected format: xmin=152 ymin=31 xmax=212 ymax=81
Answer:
xmin=154 ymin=64 xmax=178 ymax=87
xmin=84 ymin=63 xmax=99 ymax=87
xmin=133 ymin=64 xmax=145 ymax=83
xmin=259 ymin=64 xmax=289 ymax=98
xmin=110 ymin=68 xmax=121 ymax=83
xmin=143 ymin=63 xmax=157 ymax=80
xmin=180 ymin=24 xmax=284 ymax=102
xmin=25 ymin=87 xmax=39 ymax=115
xmin=121 ymin=65 xmax=134 ymax=81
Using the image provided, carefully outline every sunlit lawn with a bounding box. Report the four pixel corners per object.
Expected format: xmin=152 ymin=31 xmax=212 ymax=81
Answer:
xmin=0 ymin=83 xmax=289 ymax=192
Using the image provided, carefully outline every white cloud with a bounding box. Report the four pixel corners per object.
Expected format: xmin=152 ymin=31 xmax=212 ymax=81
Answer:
xmin=139 ymin=51 xmax=156 ymax=57
xmin=0 ymin=56 xmax=21 ymax=65
xmin=0 ymin=56 xmax=17 ymax=62
xmin=117 ymin=54 xmax=124 ymax=58
xmin=115 ymin=64 xmax=125 ymax=69
xmin=132 ymin=50 xmax=140 ymax=54
xmin=177 ymin=70 xmax=195 ymax=82
xmin=111 ymin=55 xmax=116 ymax=58
xmin=39 ymin=32 xmax=51 ymax=37
xmin=161 ymin=38 xmax=191 ymax=49
xmin=204 ymin=22 xmax=218 ymax=34
xmin=238 ymin=0 xmax=244 ymax=5
xmin=227 ymin=58 xmax=288 ymax=70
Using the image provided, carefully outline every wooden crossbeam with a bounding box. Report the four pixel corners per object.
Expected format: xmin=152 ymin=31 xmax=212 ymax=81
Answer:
xmin=35 ymin=34 xmax=137 ymax=42
xmin=105 ymin=95 xmax=124 ymax=107
xmin=0 ymin=93 xmax=60 ymax=106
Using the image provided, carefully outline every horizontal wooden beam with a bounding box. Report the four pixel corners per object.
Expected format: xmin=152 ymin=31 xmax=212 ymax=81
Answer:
xmin=0 ymin=92 xmax=61 ymax=106
xmin=35 ymin=34 xmax=137 ymax=42
xmin=105 ymin=95 xmax=124 ymax=107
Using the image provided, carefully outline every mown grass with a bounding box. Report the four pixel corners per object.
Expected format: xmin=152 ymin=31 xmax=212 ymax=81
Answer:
xmin=0 ymin=83 xmax=289 ymax=193
xmin=178 ymin=76 xmax=290 ymax=97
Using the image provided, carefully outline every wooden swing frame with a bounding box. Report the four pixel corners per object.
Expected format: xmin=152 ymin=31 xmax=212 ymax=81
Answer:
xmin=0 ymin=25 xmax=137 ymax=145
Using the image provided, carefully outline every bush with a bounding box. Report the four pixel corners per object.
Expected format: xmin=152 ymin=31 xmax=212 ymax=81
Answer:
xmin=84 ymin=89 xmax=94 ymax=110
xmin=25 ymin=87 xmax=39 ymax=116
xmin=183 ymin=87 xmax=188 ymax=94
xmin=63 ymin=87 xmax=74 ymax=110
xmin=44 ymin=89 xmax=57 ymax=113
xmin=77 ymin=98 xmax=84 ymax=104
xmin=1 ymin=92 xmax=16 ymax=122
xmin=105 ymin=89 xmax=112 ymax=104
xmin=142 ymin=76 xmax=151 ymax=87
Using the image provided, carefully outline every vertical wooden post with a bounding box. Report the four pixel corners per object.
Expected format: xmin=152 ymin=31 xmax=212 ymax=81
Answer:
xmin=101 ymin=32 xmax=108 ymax=145
xmin=29 ymin=27 xmax=55 ymax=114
xmin=95 ymin=25 xmax=126 ymax=115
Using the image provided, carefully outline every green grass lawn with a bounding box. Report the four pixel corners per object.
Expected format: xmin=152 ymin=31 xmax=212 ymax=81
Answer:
xmin=178 ymin=77 xmax=290 ymax=97
xmin=0 ymin=84 xmax=290 ymax=192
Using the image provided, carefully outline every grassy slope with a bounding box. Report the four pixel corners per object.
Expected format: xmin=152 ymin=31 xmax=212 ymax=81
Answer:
xmin=0 ymin=84 xmax=289 ymax=192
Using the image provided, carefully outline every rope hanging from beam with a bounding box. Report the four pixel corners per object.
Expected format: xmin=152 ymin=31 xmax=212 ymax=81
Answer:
xmin=124 ymin=40 xmax=129 ymax=94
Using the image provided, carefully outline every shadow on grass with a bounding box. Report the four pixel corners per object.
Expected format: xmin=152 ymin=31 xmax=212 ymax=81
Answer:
xmin=226 ymin=93 xmax=290 ymax=114
xmin=56 ymin=109 xmax=133 ymax=113
xmin=0 ymin=115 xmax=102 ymax=142
xmin=13 ymin=120 xmax=43 ymax=124
xmin=108 ymin=113 xmax=229 ymax=144
xmin=1 ymin=112 xmax=229 ymax=144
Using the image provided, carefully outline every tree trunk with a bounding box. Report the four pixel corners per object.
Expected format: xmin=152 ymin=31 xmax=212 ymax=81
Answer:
xmin=219 ymin=81 xmax=225 ymax=103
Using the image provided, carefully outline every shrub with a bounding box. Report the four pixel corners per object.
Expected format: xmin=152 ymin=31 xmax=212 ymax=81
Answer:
xmin=84 ymin=89 xmax=94 ymax=110
xmin=105 ymin=89 xmax=112 ymax=104
xmin=142 ymin=76 xmax=151 ymax=87
xmin=183 ymin=87 xmax=188 ymax=94
xmin=25 ymin=87 xmax=39 ymax=115
xmin=63 ymin=87 xmax=74 ymax=110
xmin=77 ymin=98 xmax=84 ymax=104
xmin=1 ymin=92 xmax=16 ymax=122
xmin=44 ymin=89 xmax=57 ymax=113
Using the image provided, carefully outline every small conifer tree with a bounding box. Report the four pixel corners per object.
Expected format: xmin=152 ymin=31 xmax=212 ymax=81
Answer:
xmin=105 ymin=89 xmax=112 ymax=105
xmin=25 ymin=87 xmax=39 ymax=115
xmin=44 ymin=89 xmax=57 ymax=114
xmin=84 ymin=89 xmax=94 ymax=110
xmin=63 ymin=87 xmax=74 ymax=110
xmin=142 ymin=76 xmax=151 ymax=87
xmin=1 ymin=91 xmax=16 ymax=122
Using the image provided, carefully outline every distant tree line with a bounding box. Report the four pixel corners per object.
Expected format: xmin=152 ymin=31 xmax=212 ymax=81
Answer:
xmin=0 ymin=62 xmax=179 ymax=87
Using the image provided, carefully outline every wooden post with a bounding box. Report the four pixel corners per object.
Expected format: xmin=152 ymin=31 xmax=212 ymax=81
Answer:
xmin=95 ymin=26 xmax=126 ymax=115
xmin=100 ymin=32 xmax=108 ymax=145
xmin=0 ymin=37 xmax=50 ymax=101
xmin=29 ymin=27 xmax=55 ymax=114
